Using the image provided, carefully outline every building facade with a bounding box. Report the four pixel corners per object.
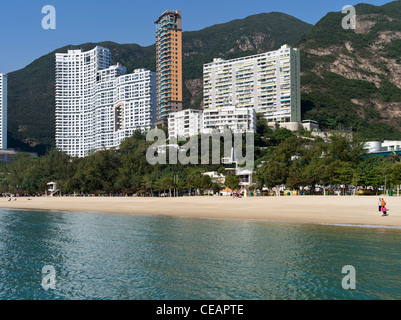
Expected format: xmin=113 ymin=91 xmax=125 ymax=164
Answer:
xmin=168 ymin=109 xmax=203 ymax=138
xmin=202 ymin=106 xmax=256 ymax=135
xmin=155 ymin=10 xmax=183 ymax=122
xmin=168 ymin=106 xmax=255 ymax=138
xmin=365 ymin=141 xmax=401 ymax=154
xmin=203 ymin=44 xmax=301 ymax=124
xmin=0 ymin=74 xmax=7 ymax=150
xmin=94 ymin=66 xmax=157 ymax=150
xmin=55 ymin=46 xmax=156 ymax=157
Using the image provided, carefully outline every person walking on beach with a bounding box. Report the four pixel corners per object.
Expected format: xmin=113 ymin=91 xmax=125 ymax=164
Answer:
xmin=378 ymin=198 xmax=382 ymax=212
xmin=382 ymin=205 xmax=388 ymax=216
xmin=381 ymin=198 xmax=388 ymax=216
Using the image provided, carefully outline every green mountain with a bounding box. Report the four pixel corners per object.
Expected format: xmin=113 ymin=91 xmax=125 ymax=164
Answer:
xmin=299 ymin=0 xmax=401 ymax=140
xmin=6 ymin=12 xmax=312 ymax=153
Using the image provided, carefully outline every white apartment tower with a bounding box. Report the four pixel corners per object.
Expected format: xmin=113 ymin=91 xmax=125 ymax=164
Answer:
xmin=203 ymin=44 xmax=301 ymax=124
xmin=0 ymin=74 xmax=7 ymax=150
xmin=56 ymin=46 xmax=156 ymax=157
xmin=94 ymin=66 xmax=156 ymax=150
xmin=56 ymin=47 xmax=111 ymax=157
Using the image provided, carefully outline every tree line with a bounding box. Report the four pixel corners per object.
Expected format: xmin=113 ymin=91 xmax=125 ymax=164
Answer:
xmin=257 ymin=130 xmax=401 ymax=196
xmin=1 ymin=115 xmax=401 ymax=196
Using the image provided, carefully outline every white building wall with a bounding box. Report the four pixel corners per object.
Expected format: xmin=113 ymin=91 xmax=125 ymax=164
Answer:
xmin=56 ymin=46 xmax=111 ymax=157
xmin=168 ymin=107 xmax=255 ymax=138
xmin=94 ymin=64 xmax=127 ymax=151
xmin=364 ymin=141 xmax=382 ymax=153
xmin=113 ymin=69 xmax=157 ymax=147
xmin=202 ymin=106 xmax=256 ymax=134
xmin=168 ymin=109 xmax=203 ymax=138
xmin=0 ymin=74 xmax=7 ymax=150
xmin=382 ymin=141 xmax=401 ymax=152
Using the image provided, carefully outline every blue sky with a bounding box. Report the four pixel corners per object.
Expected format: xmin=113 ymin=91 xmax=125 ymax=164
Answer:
xmin=0 ymin=0 xmax=393 ymax=73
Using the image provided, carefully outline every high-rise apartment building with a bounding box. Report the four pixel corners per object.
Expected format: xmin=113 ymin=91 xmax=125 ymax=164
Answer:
xmin=56 ymin=47 xmax=110 ymax=157
xmin=94 ymin=66 xmax=156 ymax=150
xmin=0 ymin=74 xmax=7 ymax=150
xmin=112 ymin=69 xmax=157 ymax=146
xmin=55 ymin=46 xmax=156 ymax=157
xmin=203 ymin=44 xmax=301 ymax=124
xmin=155 ymin=10 xmax=183 ymax=123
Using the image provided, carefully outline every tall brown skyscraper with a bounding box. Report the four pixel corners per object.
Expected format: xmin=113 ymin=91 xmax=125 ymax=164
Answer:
xmin=155 ymin=10 xmax=183 ymax=124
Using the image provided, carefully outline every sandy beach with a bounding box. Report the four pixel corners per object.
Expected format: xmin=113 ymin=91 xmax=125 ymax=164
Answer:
xmin=0 ymin=195 xmax=400 ymax=228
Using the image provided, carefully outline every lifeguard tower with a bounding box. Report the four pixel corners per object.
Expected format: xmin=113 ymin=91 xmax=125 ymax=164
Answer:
xmin=46 ymin=182 xmax=59 ymax=197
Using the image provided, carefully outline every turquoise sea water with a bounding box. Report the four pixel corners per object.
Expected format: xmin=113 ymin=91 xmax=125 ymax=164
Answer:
xmin=0 ymin=209 xmax=400 ymax=300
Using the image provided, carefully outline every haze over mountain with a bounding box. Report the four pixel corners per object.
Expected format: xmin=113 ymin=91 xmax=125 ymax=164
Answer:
xmin=6 ymin=1 xmax=401 ymax=153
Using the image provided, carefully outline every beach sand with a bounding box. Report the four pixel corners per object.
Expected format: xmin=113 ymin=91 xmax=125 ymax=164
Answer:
xmin=0 ymin=195 xmax=400 ymax=228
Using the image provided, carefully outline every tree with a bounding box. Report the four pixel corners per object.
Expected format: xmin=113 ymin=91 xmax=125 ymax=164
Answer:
xmin=199 ymin=174 xmax=212 ymax=195
xmin=73 ymin=149 xmax=120 ymax=194
xmin=271 ymin=136 xmax=300 ymax=164
xmin=270 ymin=128 xmax=295 ymax=146
xmin=387 ymin=152 xmax=401 ymax=164
xmin=261 ymin=161 xmax=289 ymax=196
xmin=304 ymin=159 xmax=332 ymax=195
xmin=158 ymin=177 xmax=175 ymax=197
xmin=326 ymin=133 xmax=365 ymax=164
xmin=351 ymin=172 xmax=360 ymax=195
xmin=225 ymin=174 xmax=240 ymax=194
xmin=390 ymin=163 xmax=401 ymax=196
xmin=256 ymin=113 xmax=273 ymax=136
xmin=175 ymin=177 xmax=187 ymax=197
xmin=357 ymin=156 xmax=392 ymax=194
xmin=329 ymin=160 xmax=355 ymax=195
xmin=211 ymin=182 xmax=224 ymax=196
xmin=286 ymin=169 xmax=309 ymax=192
xmin=142 ymin=176 xmax=154 ymax=197
xmin=185 ymin=170 xmax=202 ymax=196
xmin=130 ymin=176 xmax=143 ymax=194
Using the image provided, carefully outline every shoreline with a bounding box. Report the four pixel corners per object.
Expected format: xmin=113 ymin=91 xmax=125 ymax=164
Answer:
xmin=4 ymin=205 xmax=401 ymax=230
xmin=1 ymin=195 xmax=401 ymax=229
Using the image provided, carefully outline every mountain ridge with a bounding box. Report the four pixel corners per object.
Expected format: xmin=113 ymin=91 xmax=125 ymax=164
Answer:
xmin=298 ymin=0 xmax=401 ymax=140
